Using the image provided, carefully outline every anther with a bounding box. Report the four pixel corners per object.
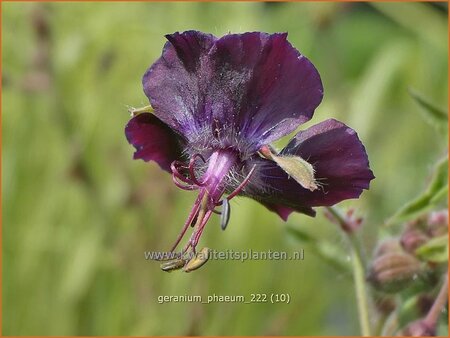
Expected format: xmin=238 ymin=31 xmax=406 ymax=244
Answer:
xmin=220 ymin=198 xmax=231 ymax=231
xmin=160 ymin=258 xmax=187 ymax=272
xmin=183 ymin=247 xmax=210 ymax=272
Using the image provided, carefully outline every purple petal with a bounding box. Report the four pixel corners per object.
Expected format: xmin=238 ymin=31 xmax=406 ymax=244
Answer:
xmin=281 ymin=118 xmax=375 ymax=198
xmin=209 ymin=32 xmax=323 ymax=146
xmin=260 ymin=202 xmax=316 ymax=220
xmin=240 ymin=119 xmax=374 ymax=219
xmin=142 ymin=31 xmax=217 ymax=140
xmin=164 ymin=31 xmax=216 ymax=72
xmin=125 ymin=113 xmax=184 ymax=172
xmin=143 ymin=31 xmax=323 ymax=155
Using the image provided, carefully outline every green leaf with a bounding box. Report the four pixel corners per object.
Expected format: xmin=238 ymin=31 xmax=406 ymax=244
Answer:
xmin=415 ymin=235 xmax=448 ymax=263
xmin=437 ymin=322 xmax=449 ymax=337
xmin=397 ymin=294 xmax=423 ymax=328
xmin=386 ymin=156 xmax=448 ymax=226
xmin=286 ymin=225 xmax=315 ymax=243
xmin=430 ymin=185 xmax=449 ymax=204
xmin=370 ymin=2 xmax=447 ymax=53
xmin=409 ymin=88 xmax=448 ymax=133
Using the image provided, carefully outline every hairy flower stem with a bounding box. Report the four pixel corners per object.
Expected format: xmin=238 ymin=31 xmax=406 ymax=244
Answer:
xmin=424 ymin=274 xmax=448 ymax=329
xmin=326 ymin=206 xmax=371 ymax=336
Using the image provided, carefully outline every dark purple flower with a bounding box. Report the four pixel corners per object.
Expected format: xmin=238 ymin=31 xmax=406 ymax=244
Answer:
xmin=125 ymin=31 xmax=374 ymax=254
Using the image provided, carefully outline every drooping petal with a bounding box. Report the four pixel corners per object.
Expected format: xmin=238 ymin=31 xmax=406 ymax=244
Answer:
xmin=260 ymin=202 xmax=316 ymax=220
xmin=142 ymin=31 xmax=323 ymax=157
xmin=142 ymin=31 xmax=217 ymax=140
xmin=125 ymin=113 xmax=184 ymax=172
xmin=239 ymin=119 xmax=374 ymax=219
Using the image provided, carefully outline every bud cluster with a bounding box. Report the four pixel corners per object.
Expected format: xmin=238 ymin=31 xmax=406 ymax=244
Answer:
xmin=367 ymin=210 xmax=448 ymax=336
xmin=368 ymin=210 xmax=448 ymax=293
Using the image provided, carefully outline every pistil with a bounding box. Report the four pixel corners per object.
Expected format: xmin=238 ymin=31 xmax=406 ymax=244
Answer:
xmin=169 ymin=149 xmax=257 ymax=255
xmin=169 ymin=149 xmax=238 ymax=253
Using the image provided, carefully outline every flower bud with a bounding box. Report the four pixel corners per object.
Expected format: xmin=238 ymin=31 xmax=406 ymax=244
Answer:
xmin=374 ymin=295 xmax=397 ymax=315
xmin=373 ymin=238 xmax=403 ymax=257
xmin=416 ymin=294 xmax=434 ymax=316
xmin=400 ymin=228 xmax=430 ymax=254
xmin=324 ymin=207 xmax=364 ymax=233
xmin=368 ymin=252 xmax=424 ymax=293
xmin=427 ymin=210 xmax=448 ymax=237
xmin=399 ymin=319 xmax=435 ymax=336
xmin=397 ymin=294 xmax=435 ymax=330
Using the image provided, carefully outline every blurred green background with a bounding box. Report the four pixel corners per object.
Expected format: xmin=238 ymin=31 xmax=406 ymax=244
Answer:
xmin=2 ymin=1 xmax=448 ymax=336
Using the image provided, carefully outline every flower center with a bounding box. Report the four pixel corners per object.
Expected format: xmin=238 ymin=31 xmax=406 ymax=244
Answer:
xmin=169 ymin=149 xmax=255 ymax=254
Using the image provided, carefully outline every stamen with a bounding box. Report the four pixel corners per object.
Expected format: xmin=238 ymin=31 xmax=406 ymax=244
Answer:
xmin=169 ymin=190 xmax=205 ymax=252
xmin=170 ymin=161 xmax=192 ymax=184
xmin=223 ymin=164 xmax=256 ymax=202
xmin=172 ymin=174 xmax=198 ymax=191
xmin=188 ymin=153 xmax=207 ymax=186
xmin=190 ymin=209 xmax=214 ymax=249
xmin=170 ymin=150 xmax=240 ymax=255
xmin=220 ymin=198 xmax=231 ymax=231
xmin=190 ymin=213 xmax=198 ymax=227
xmin=160 ymin=258 xmax=186 ymax=272
xmin=182 ymin=193 xmax=212 ymax=253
